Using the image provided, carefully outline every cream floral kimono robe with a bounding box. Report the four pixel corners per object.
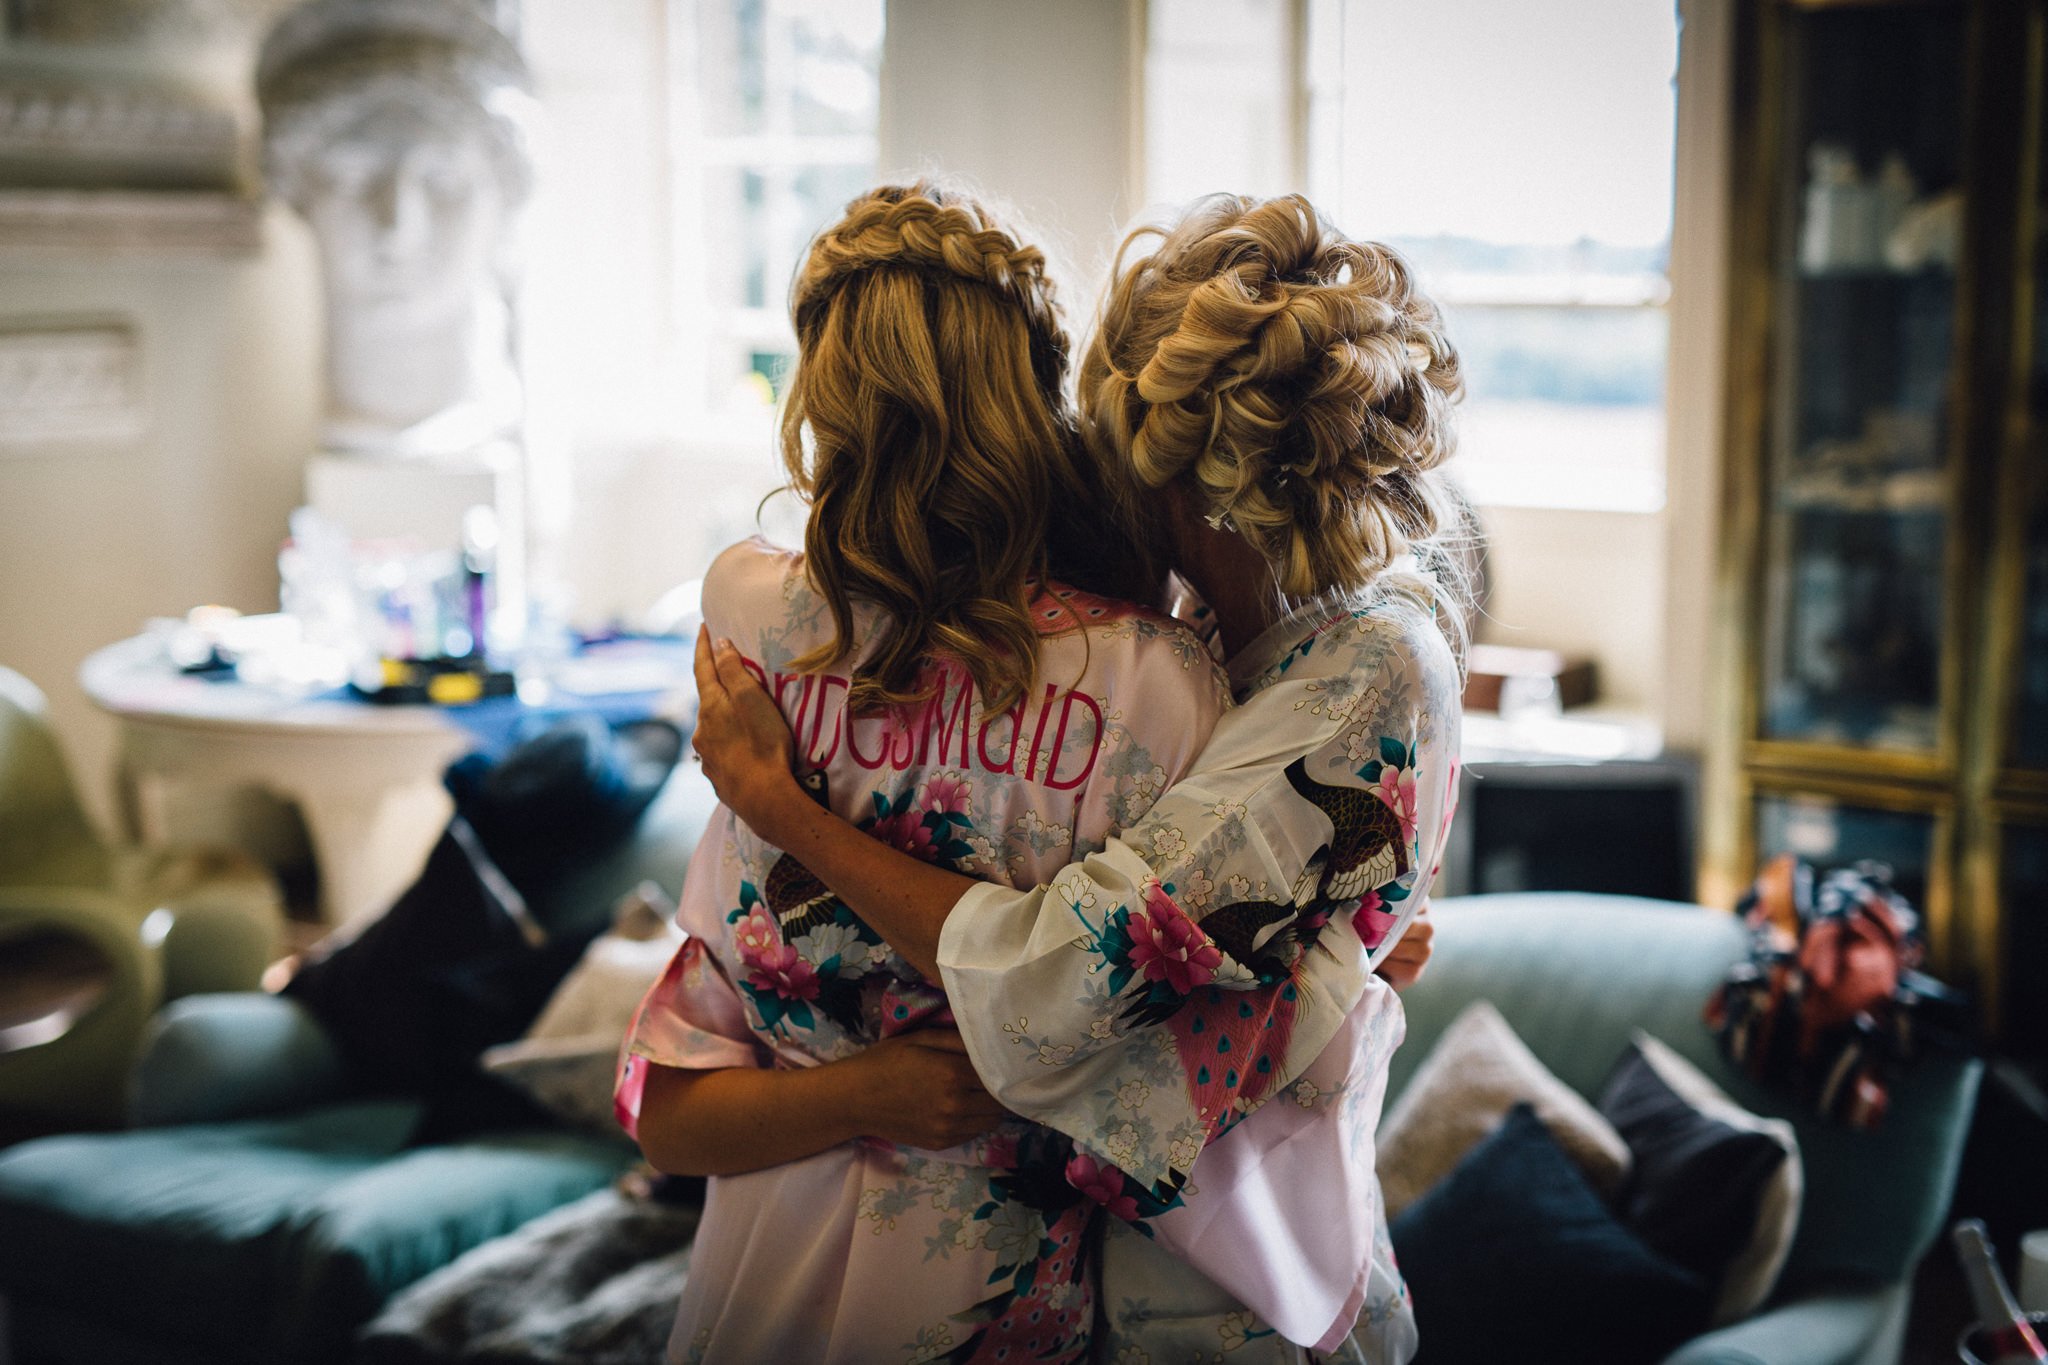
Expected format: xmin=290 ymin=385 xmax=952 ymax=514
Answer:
xmin=938 ymin=575 xmax=1462 ymax=1365
xmin=617 ymin=539 xmax=1231 ymax=1364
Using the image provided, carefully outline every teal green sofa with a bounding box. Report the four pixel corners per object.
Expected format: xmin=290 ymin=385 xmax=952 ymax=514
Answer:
xmin=0 ymin=878 xmax=1975 ymax=1363
xmin=0 ymin=766 xmax=721 ymax=1365
xmin=1394 ymin=895 xmax=1982 ymax=1365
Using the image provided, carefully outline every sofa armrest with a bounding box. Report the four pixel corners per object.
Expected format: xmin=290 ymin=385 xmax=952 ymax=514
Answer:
xmin=0 ymin=885 xmax=166 ymax=1127
xmin=1660 ymin=1280 xmax=1910 ymax=1365
xmin=129 ymin=992 xmax=349 ymax=1126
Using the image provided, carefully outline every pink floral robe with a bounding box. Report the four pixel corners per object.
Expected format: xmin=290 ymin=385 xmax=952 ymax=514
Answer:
xmin=936 ymin=573 xmax=1461 ymax=1364
xmin=616 ymin=538 xmax=1230 ymax=1364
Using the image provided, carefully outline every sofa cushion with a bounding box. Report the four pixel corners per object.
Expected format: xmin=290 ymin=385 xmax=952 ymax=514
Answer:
xmin=129 ymin=992 xmax=348 ymax=1127
xmin=356 ymin=1186 xmax=700 ymax=1363
xmin=1394 ymin=896 xmax=1982 ymax=1288
xmin=1376 ymin=998 xmax=1631 ymax=1216
xmin=0 ymin=1103 xmax=630 ymax=1364
xmin=1391 ymin=1102 xmax=1711 ymax=1365
xmin=1600 ymin=1033 xmax=1802 ymax=1325
xmin=481 ymin=892 xmax=682 ymax=1139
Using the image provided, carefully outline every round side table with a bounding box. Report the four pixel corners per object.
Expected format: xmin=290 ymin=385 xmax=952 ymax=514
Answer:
xmin=81 ymin=637 xmax=475 ymax=930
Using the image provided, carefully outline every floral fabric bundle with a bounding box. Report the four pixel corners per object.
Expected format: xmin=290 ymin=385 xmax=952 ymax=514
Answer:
xmin=1705 ymin=854 xmax=1967 ymax=1128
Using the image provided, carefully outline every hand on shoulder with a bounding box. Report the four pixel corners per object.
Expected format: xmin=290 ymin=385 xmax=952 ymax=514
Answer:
xmin=692 ymin=627 xmax=804 ymax=838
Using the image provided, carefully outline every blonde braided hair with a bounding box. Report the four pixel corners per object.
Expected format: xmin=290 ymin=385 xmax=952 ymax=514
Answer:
xmin=781 ymin=181 xmax=1144 ymax=713
xmin=1081 ymin=194 xmax=1464 ymax=600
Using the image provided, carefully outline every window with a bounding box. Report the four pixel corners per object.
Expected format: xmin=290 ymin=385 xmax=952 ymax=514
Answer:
xmin=1145 ymin=0 xmax=1299 ymax=208
xmin=518 ymin=0 xmax=883 ymax=623
xmin=1305 ymin=0 xmax=1678 ymax=512
xmin=671 ymin=0 xmax=885 ymax=416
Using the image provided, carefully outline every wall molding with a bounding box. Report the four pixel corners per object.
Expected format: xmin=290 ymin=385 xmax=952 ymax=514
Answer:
xmin=0 ymin=188 xmax=261 ymax=257
xmin=0 ymin=323 xmax=146 ymax=448
xmin=0 ymin=81 xmax=239 ymax=182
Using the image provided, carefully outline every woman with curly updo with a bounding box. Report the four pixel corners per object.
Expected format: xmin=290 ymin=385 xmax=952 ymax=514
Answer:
xmin=618 ymin=182 xmax=1233 ymax=1362
xmin=692 ymin=193 xmax=1467 ymax=1364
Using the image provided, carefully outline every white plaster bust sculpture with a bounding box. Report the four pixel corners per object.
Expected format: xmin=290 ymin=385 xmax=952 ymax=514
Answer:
xmin=259 ymin=0 xmax=536 ymax=456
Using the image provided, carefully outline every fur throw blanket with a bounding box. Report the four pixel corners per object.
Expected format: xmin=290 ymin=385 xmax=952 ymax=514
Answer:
xmin=356 ymin=1185 xmax=699 ymax=1364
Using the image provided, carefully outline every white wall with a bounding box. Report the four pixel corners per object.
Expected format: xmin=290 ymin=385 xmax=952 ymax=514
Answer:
xmin=518 ymin=0 xmax=676 ymax=586
xmin=879 ymin=0 xmax=1142 ymax=290
xmin=1145 ymin=0 xmax=1299 ymax=207
xmin=1474 ymin=505 xmax=1666 ymax=712
xmin=0 ymin=29 xmax=322 ymax=834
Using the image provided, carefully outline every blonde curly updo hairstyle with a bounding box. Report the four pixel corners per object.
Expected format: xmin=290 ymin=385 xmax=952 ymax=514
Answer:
xmin=1082 ymin=193 xmax=1464 ymax=601
xmin=781 ymin=181 xmax=1152 ymax=713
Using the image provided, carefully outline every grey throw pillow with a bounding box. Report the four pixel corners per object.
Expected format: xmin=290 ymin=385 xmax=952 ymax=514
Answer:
xmin=1377 ymin=999 xmax=1632 ymax=1217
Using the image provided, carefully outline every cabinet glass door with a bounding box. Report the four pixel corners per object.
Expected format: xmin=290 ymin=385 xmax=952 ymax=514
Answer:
xmin=1759 ymin=4 xmax=1966 ymax=752
xmin=2002 ymin=824 xmax=2048 ymax=1056
xmin=1754 ymin=792 xmax=1936 ymax=910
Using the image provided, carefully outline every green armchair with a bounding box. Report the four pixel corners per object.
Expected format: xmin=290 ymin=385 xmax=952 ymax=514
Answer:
xmin=0 ymin=764 xmax=721 ymax=1365
xmin=1400 ymin=895 xmax=1982 ymax=1365
xmin=0 ymin=666 xmax=284 ymax=1130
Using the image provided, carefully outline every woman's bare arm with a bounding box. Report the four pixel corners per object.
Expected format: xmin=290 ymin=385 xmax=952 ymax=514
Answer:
xmin=636 ymin=1028 xmax=1009 ymax=1176
xmin=691 ymin=628 xmax=972 ymax=980
xmin=636 ymin=1056 xmax=873 ymax=1176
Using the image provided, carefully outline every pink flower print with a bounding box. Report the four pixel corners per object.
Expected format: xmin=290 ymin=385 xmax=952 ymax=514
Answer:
xmin=918 ymin=771 xmax=973 ymax=818
xmin=733 ymin=906 xmax=780 ymax=965
xmin=1353 ymin=889 xmax=1397 ymax=949
xmin=1128 ymin=882 xmax=1223 ymax=995
xmin=869 ymin=809 xmax=937 ymax=861
xmin=980 ymin=1128 xmax=1021 ymax=1172
xmin=1372 ymin=765 xmax=1420 ymax=845
xmin=745 ymin=943 xmax=820 ymax=1001
xmin=1064 ymin=1151 xmax=1139 ymax=1221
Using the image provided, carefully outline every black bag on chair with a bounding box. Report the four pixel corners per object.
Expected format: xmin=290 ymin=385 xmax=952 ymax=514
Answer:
xmin=283 ymin=715 xmax=682 ymax=1135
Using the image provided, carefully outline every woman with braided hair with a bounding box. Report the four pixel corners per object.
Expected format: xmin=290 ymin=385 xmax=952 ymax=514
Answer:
xmin=617 ymin=181 xmax=1233 ymax=1362
xmin=690 ymin=192 xmax=1468 ymax=1364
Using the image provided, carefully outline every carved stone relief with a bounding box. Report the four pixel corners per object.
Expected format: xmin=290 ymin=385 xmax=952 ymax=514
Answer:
xmin=0 ymin=325 xmax=144 ymax=448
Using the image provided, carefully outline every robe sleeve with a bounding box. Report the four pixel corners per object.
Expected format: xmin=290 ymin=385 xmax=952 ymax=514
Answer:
xmin=937 ymin=597 xmax=1460 ymax=1197
xmin=613 ymin=817 xmax=772 ymax=1140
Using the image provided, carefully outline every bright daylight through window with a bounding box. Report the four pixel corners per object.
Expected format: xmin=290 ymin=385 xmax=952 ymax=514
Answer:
xmin=675 ymin=0 xmax=885 ymax=417
xmin=1308 ymin=0 xmax=1679 ymax=513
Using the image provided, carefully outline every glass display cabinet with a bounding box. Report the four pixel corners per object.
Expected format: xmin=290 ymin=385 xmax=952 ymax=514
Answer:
xmin=1720 ymin=0 xmax=2048 ymax=1055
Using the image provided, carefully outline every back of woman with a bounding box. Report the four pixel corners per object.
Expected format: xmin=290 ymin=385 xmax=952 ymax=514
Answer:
xmin=617 ymin=183 xmax=1229 ymax=1364
xmin=683 ymin=535 xmax=1225 ymax=1057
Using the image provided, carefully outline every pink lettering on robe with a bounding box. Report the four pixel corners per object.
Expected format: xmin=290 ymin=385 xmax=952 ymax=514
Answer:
xmin=803 ymin=674 xmax=848 ymax=767
xmin=977 ymin=696 xmax=1023 ymax=776
xmin=915 ymin=669 xmax=977 ymax=770
xmin=1043 ymin=689 xmax=1104 ymax=792
xmin=844 ymin=711 xmax=890 ymax=770
xmin=1023 ymin=683 xmax=1058 ymax=782
xmin=754 ymin=652 xmax=1111 ymax=793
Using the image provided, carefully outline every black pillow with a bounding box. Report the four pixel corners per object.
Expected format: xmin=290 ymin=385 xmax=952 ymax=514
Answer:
xmin=1597 ymin=1042 xmax=1789 ymax=1284
xmin=284 ymin=716 xmax=681 ymax=1133
xmin=1390 ymin=1103 xmax=1710 ymax=1365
